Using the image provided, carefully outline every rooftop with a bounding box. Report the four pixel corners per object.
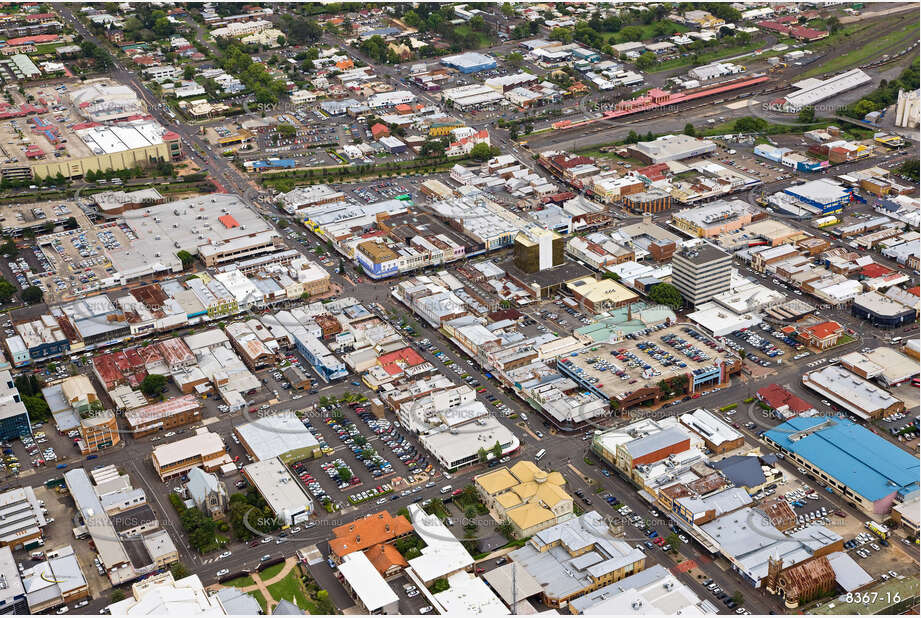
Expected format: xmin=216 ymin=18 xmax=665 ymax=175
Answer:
xmin=765 ymin=416 xmax=919 ymax=501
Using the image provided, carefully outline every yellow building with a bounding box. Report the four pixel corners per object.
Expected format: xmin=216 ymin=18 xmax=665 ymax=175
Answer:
xmin=475 ymin=460 xmax=573 ymax=538
xmin=565 ymin=276 xmax=639 ymax=313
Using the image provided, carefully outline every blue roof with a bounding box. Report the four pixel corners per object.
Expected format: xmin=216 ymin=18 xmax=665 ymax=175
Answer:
xmin=765 ymin=416 xmax=919 ymax=502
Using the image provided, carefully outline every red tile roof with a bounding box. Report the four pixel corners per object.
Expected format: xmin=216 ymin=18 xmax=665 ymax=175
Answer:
xmin=757 ymin=383 xmax=815 ymax=414
xmin=803 ymin=320 xmax=842 ymax=340
xmin=377 ymin=347 xmax=426 ymax=376
xmin=330 ymin=511 xmax=413 ymax=558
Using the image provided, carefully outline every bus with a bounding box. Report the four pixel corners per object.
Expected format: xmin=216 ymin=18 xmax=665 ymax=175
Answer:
xmin=865 ymin=521 xmax=890 ymax=539
xmin=395 ymin=194 xmax=412 ymax=201
xmin=535 ymin=449 xmax=546 ymax=462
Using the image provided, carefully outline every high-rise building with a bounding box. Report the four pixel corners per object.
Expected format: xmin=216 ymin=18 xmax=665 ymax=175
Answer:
xmin=671 ymin=243 xmax=731 ymax=307
xmin=514 ymin=227 xmax=565 ymax=273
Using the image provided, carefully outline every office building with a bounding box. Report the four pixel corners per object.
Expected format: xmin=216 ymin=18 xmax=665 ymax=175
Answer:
xmin=671 ymin=244 xmax=732 ymax=307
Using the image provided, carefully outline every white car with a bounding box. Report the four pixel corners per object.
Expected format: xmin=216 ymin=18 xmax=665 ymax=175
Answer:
xmin=219 ymin=551 xmax=232 ymax=559
xmin=216 ymin=569 xmax=229 ymax=577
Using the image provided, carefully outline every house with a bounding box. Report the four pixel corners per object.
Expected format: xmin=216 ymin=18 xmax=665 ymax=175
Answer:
xmin=756 ymin=383 xmax=818 ymax=419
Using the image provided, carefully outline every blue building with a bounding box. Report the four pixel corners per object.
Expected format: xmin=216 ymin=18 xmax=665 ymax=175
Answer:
xmin=764 ymin=416 xmax=919 ymax=516
xmin=441 ymin=52 xmax=497 ymax=74
xmin=0 ymin=370 xmax=31 ymax=441
xmin=782 ymin=179 xmax=852 ymax=215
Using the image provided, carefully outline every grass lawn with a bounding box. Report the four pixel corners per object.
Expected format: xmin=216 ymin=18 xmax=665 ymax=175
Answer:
xmin=801 ymin=19 xmax=919 ymax=78
xmin=251 ymin=590 xmax=269 ymax=614
xmin=451 ymin=25 xmax=492 ymax=49
xmin=224 ymin=575 xmax=255 ymax=588
xmin=266 ymin=571 xmax=317 ymax=614
xmin=259 ymin=562 xmax=287 ymax=582
xmin=834 ymin=334 xmax=857 ymax=346
xmin=605 ymin=21 xmax=690 ymax=44
xmin=650 ymin=39 xmax=767 ymax=73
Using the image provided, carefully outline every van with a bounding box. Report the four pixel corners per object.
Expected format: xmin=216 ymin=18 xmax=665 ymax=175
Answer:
xmin=519 ymin=413 xmax=528 ymax=422
xmin=535 ymin=448 xmax=546 ymax=462
xmin=440 ymin=485 xmax=452 ymax=494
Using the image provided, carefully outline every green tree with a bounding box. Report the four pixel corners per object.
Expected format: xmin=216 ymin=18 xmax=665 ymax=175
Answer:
xmin=491 ymin=441 xmax=502 ymax=459
xmin=170 ymin=562 xmax=189 ymax=579
xmin=797 ymin=106 xmax=815 ymax=124
xmin=470 ymin=142 xmax=495 ymax=161
xmin=477 ymin=447 xmax=488 ymax=463
xmin=635 ymin=52 xmax=657 ymax=70
xmin=732 ymin=591 xmax=744 ymax=604
xmin=337 ymin=467 xmax=352 ymax=483
xmin=496 ymin=519 xmax=515 ymax=540
xmin=506 ymin=51 xmax=524 ymax=67
xmin=21 ymin=286 xmax=42 ymax=305
xmin=176 ymin=250 xmax=194 ymax=270
xmin=897 ymin=159 xmax=919 ymax=182
xmin=139 ymin=374 xmax=167 ymax=398
xmin=0 ymin=279 xmax=16 ymax=302
xmin=23 ymin=395 xmax=50 ymax=423
xmin=648 ymin=283 xmax=683 ymax=309
xmin=110 ymin=590 xmax=126 ymax=603
xmin=683 ymin=123 xmax=696 ymax=137
xmin=0 ymin=240 xmax=18 ymax=258
xmin=501 ymin=3 xmax=515 ymax=17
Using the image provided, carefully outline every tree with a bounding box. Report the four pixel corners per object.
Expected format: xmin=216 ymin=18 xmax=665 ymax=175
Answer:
xmin=491 ymin=441 xmax=502 ymax=459
xmin=733 ymin=116 xmax=768 ymax=133
xmin=635 ymin=52 xmax=657 ymax=70
xmin=667 ymin=533 xmax=681 ymax=549
xmin=21 ymin=286 xmax=42 ymax=305
xmin=732 ymin=591 xmax=744 ymax=605
xmin=470 ymin=142 xmax=494 ymax=161
xmin=110 ymin=590 xmax=126 ymax=603
xmin=683 ymin=123 xmax=696 ymax=137
xmin=648 ymin=283 xmax=683 ymax=309
xmin=176 ymin=250 xmax=194 ymax=270
xmin=23 ymin=395 xmax=50 ymax=423
xmin=897 ymin=159 xmax=919 ymax=182
xmin=477 ymin=447 xmax=488 ymax=463
xmin=506 ymin=51 xmax=524 ymax=67
xmin=0 ymin=279 xmax=16 ymax=302
xmin=602 ymin=271 xmax=621 ymax=281
xmin=337 ymin=466 xmax=352 ymax=483
xmin=797 ymin=105 xmax=815 ymax=124
xmin=139 ymin=374 xmax=167 ymax=398
xmin=0 ymin=240 xmax=18 ymax=258
xmin=170 ymin=562 xmax=189 ymax=580
xmin=496 ymin=519 xmax=515 ymax=540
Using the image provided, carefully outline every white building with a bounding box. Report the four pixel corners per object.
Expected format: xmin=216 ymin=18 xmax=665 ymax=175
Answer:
xmin=336 ymin=552 xmax=399 ymax=614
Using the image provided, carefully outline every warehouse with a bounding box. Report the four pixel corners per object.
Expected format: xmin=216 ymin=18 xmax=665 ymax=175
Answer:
xmin=441 ymin=52 xmax=497 ymax=73
xmin=801 ymin=365 xmax=904 ymax=421
xmin=780 ymin=179 xmax=852 ymax=215
xmin=441 ymin=84 xmax=504 ymax=110
xmin=764 ymin=416 xmax=919 ymax=516
xmin=775 ymin=69 xmax=872 ymax=113
xmin=243 ymin=458 xmax=313 ymax=526
xmin=627 ymin=134 xmax=716 ymax=164
xmin=234 ymin=412 xmax=320 ymax=462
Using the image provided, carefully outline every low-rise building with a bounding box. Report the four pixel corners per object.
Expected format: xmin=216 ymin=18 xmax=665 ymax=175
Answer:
xmin=150 ymin=429 xmax=229 ymax=481
xmin=509 ymin=511 xmax=646 ymax=609
xmin=474 ymin=460 xmax=573 ymax=538
xmin=801 ymin=366 xmax=904 ymax=421
xmin=679 ymin=408 xmax=744 ymax=454
xmin=765 ymin=416 xmax=919 ymax=516
xmin=243 ymin=458 xmax=313 ymax=527
xmin=123 ymin=395 xmax=203 ymax=437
